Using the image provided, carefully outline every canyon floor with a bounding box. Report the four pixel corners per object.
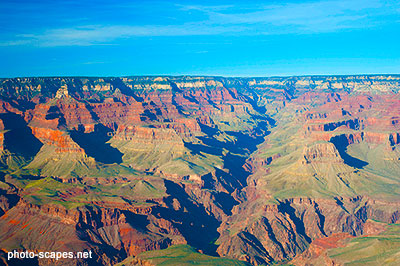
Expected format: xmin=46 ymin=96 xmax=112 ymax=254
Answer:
xmin=0 ymin=75 xmax=399 ymax=266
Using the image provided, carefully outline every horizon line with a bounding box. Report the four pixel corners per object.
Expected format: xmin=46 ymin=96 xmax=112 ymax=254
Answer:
xmin=1 ymin=73 xmax=400 ymax=79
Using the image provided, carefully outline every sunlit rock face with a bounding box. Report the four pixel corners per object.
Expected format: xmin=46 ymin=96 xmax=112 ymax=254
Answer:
xmin=0 ymin=75 xmax=399 ymax=265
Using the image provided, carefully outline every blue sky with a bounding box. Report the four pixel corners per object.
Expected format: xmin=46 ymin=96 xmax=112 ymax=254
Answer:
xmin=1 ymin=0 xmax=400 ymax=77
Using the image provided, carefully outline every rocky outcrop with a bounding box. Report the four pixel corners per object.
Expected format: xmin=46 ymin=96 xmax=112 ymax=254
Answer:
xmin=289 ymin=233 xmax=353 ymax=265
xmin=243 ymin=154 xmax=281 ymax=173
xmin=0 ymin=198 xmax=186 ymax=265
xmin=113 ymin=126 xmax=183 ymax=145
xmin=0 ymin=133 xmax=4 ymax=152
xmin=90 ymin=98 xmax=143 ymax=126
xmin=30 ymin=127 xmax=84 ymax=154
xmin=217 ymin=197 xmax=400 ymax=265
xmin=301 ymin=143 xmax=343 ymax=164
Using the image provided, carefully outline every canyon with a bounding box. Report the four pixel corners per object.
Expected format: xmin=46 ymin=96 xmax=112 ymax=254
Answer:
xmin=0 ymin=75 xmax=399 ymax=265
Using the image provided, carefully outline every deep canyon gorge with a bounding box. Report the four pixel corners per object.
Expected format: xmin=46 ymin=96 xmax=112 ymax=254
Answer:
xmin=0 ymin=75 xmax=399 ymax=265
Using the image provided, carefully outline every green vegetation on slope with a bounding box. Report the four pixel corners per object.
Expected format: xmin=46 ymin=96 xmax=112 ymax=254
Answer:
xmin=8 ymin=175 xmax=166 ymax=209
xmin=328 ymin=224 xmax=400 ymax=265
xmin=129 ymin=245 xmax=250 ymax=266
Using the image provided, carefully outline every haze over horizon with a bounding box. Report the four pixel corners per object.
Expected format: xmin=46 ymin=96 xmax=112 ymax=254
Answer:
xmin=1 ymin=0 xmax=400 ymax=77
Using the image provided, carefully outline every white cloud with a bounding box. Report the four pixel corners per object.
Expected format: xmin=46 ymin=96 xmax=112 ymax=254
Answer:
xmin=7 ymin=24 xmax=246 ymax=47
xmin=204 ymin=0 xmax=384 ymax=32
xmin=1 ymin=0 xmax=399 ymax=47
